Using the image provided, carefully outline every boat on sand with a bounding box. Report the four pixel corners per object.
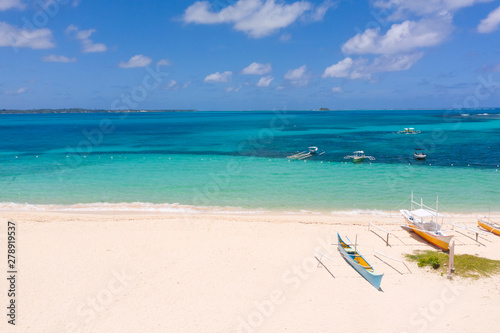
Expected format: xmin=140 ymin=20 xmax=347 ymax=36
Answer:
xmin=337 ymin=233 xmax=383 ymax=290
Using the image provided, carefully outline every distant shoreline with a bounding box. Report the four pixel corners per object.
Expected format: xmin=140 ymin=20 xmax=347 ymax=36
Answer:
xmin=0 ymin=109 xmax=198 ymax=114
xmin=0 ymin=108 xmax=499 ymax=114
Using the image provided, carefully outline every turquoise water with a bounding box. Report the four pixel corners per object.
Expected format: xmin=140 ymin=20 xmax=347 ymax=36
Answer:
xmin=0 ymin=110 xmax=499 ymax=212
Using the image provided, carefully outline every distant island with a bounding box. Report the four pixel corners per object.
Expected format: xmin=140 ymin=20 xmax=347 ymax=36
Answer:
xmin=318 ymin=108 xmax=330 ymax=111
xmin=0 ymin=108 xmax=197 ymax=114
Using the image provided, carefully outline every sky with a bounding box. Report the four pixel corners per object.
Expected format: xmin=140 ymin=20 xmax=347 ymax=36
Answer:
xmin=1 ymin=0 xmax=500 ymax=111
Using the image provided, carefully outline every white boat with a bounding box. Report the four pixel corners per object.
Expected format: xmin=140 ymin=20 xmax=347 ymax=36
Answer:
xmin=398 ymin=128 xmax=421 ymax=134
xmin=400 ymin=193 xmax=453 ymax=250
xmin=287 ymin=146 xmax=324 ymax=160
xmin=414 ymin=149 xmax=426 ymax=160
xmin=308 ymin=146 xmax=318 ymax=154
xmin=344 ymin=151 xmax=375 ymax=163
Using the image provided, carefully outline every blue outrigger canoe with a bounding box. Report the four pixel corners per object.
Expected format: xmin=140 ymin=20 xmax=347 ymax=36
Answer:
xmin=337 ymin=233 xmax=383 ymax=290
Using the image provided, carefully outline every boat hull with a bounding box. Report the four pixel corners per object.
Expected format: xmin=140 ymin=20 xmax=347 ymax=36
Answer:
xmin=353 ymin=157 xmax=364 ymax=163
xmin=402 ymin=216 xmax=452 ymax=250
xmin=478 ymin=219 xmax=500 ymax=236
xmin=337 ymin=233 xmax=383 ymax=290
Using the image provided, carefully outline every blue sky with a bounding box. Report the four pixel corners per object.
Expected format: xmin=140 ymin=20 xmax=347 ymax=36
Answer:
xmin=1 ymin=0 xmax=500 ymax=110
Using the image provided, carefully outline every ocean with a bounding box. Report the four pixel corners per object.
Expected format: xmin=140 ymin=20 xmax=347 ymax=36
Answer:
xmin=0 ymin=110 xmax=499 ymax=213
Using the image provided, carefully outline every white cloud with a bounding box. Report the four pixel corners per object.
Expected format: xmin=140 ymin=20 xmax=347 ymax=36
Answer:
xmin=164 ymin=79 xmax=178 ymax=90
xmin=43 ymin=54 xmax=76 ymax=63
xmin=157 ymin=59 xmax=171 ymax=66
xmin=342 ymin=15 xmax=453 ymax=55
xmin=66 ymin=24 xmax=107 ymax=53
xmin=183 ymin=0 xmax=332 ymax=38
xmin=284 ymin=64 xmax=308 ymax=85
xmin=374 ymin=0 xmax=492 ymax=18
xmin=331 ymin=86 xmax=343 ymax=94
xmin=256 ymin=75 xmax=274 ymax=87
xmin=0 ymin=0 xmax=25 ymax=11
xmin=242 ymin=62 xmax=272 ymax=75
xmin=0 ymin=21 xmax=54 ymax=49
xmin=226 ymin=85 xmax=243 ymax=92
xmin=323 ymin=53 xmax=423 ymax=80
xmin=204 ymin=71 xmax=232 ymax=82
xmin=118 ymin=55 xmax=152 ymax=68
xmin=323 ymin=57 xmax=355 ymax=78
xmin=478 ymin=5 xmax=500 ymax=33
xmin=4 ymin=87 xmax=29 ymax=95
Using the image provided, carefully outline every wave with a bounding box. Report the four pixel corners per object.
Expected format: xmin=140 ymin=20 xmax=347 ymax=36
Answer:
xmin=0 ymin=202 xmax=496 ymax=217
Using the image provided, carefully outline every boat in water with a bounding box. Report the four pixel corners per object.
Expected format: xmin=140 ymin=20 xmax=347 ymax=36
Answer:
xmin=398 ymin=128 xmax=421 ymax=134
xmin=400 ymin=193 xmax=453 ymax=251
xmin=414 ymin=149 xmax=426 ymax=160
xmin=478 ymin=217 xmax=500 ymax=236
xmin=308 ymin=146 xmax=318 ymax=154
xmin=287 ymin=146 xmax=324 ymax=160
xmin=337 ymin=233 xmax=383 ymax=290
xmin=344 ymin=151 xmax=375 ymax=163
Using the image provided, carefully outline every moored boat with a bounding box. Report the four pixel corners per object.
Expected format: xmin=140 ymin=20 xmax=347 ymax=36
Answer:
xmin=344 ymin=151 xmax=375 ymax=163
xmin=308 ymin=146 xmax=318 ymax=154
xmin=337 ymin=233 xmax=383 ymax=290
xmin=400 ymin=193 xmax=453 ymax=251
xmin=478 ymin=218 xmax=500 ymax=236
xmin=398 ymin=127 xmax=421 ymax=134
xmin=414 ymin=148 xmax=426 ymax=160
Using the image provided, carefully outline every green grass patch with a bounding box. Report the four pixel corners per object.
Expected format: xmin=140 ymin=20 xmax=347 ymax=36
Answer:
xmin=405 ymin=250 xmax=500 ymax=278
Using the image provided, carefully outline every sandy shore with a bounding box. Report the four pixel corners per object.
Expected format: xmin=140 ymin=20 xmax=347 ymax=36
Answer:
xmin=1 ymin=211 xmax=499 ymax=333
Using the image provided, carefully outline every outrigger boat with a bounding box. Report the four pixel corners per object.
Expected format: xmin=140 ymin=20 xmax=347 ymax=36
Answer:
xmin=344 ymin=151 xmax=375 ymax=163
xmin=287 ymin=146 xmax=324 ymax=160
xmin=400 ymin=193 xmax=453 ymax=251
xmin=337 ymin=233 xmax=383 ymax=290
xmin=414 ymin=148 xmax=426 ymax=160
xmin=398 ymin=127 xmax=421 ymax=134
xmin=478 ymin=217 xmax=500 ymax=236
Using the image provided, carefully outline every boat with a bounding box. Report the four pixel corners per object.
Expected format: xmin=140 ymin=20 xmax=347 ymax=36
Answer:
xmin=478 ymin=217 xmax=500 ymax=236
xmin=414 ymin=148 xmax=426 ymax=160
xmin=400 ymin=193 xmax=453 ymax=251
xmin=344 ymin=151 xmax=375 ymax=163
xmin=337 ymin=233 xmax=383 ymax=290
xmin=308 ymin=146 xmax=318 ymax=154
xmin=398 ymin=128 xmax=421 ymax=134
xmin=287 ymin=146 xmax=325 ymax=160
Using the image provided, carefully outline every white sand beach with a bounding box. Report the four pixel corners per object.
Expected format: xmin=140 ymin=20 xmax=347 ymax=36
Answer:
xmin=1 ymin=211 xmax=499 ymax=333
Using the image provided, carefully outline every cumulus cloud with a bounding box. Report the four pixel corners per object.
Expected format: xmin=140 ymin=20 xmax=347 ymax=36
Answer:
xmin=478 ymin=5 xmax=500 ymax=33
xmin=0 ymin=0 xmax=25 ymax=11
xmin=342 ymin=15 xmax=453 ymax=55
xmin=373 ymin=0 xmax=492 ymax=18
xmin=0 ymin=21 xmax=54 ymax=49
xmin=66 ymin=24 xmax=107 ymax=53
xmin=323 ymin=57 xmax=355 ymax=78
xmin=43 ymin=54 xmax=76 ymax=63
xmin=204 ymin=71 xmax=232 ymax=82
xmin=242 ymin=62 xmax=272 ymax=75
xmin=256 ymin=75 xmax=274 ymax=87
xmin=118 ymin=55 xmax=152 ymax=68
xmin=323 ymin=53 xmax=423 ymax=80
xmin=182 ymin=0 xmax=333 ymax=38
xmin=284 ymin=65 xmax=309 ymax=85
